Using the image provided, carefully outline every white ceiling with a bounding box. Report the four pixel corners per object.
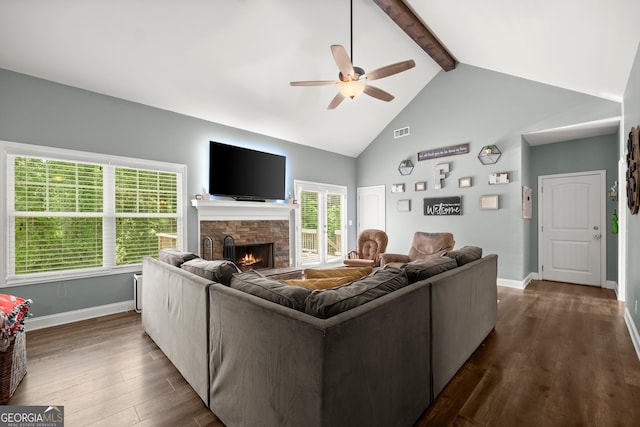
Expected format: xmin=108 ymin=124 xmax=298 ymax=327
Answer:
xmin=1 ymin=0 xmax=639 ymax=157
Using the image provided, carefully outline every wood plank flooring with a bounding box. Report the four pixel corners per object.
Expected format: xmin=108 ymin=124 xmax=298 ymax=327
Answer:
xmin=7 ymin=280 xmax=640 ymax=426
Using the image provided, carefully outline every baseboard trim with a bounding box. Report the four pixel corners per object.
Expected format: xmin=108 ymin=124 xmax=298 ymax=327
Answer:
xmin=624 ymin=308 xmax=640 ymax=362
xmin=24 ymin=300 xmax=135 ymax=331
xmin=604 ymin=280 xmax=617 ymax=290
xmin=497 ymin=273 xmax=534 ymax=290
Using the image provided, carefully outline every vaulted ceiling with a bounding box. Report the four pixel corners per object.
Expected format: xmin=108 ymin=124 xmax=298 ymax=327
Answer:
xmin=1 ymin=0 xmax=639 ymax=157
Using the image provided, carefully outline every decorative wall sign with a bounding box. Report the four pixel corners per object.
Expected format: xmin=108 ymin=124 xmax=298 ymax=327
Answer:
xmin=391 ymin=183 xmax=406 ymax=193
xmin=480 ymin=194 xmax=499 ymax=210
xmin=626 ymin=127 xmax=640 ymax=214
xmin=415 ymin=181 xmax=426 ymax=191
xmin=418 ymin=143 xmax=470 ymax=161
xmin=489 ymin=172 xmax=510 ymax=184
xmin=522 ymin=186 xmax=533 ymax=219
xmin=424 ymin=196 xmax=462 ymax=216
xmin=458 ymin=177 xmax=472 ymax=188
xmin=398 ymin=199 xmax=411 ymax=212
xmin=434 ymin=163 xmax=450 ymax=189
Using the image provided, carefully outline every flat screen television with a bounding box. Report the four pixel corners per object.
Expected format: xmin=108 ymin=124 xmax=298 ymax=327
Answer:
xmin=209 ymin=141 xmax=286 ymax=201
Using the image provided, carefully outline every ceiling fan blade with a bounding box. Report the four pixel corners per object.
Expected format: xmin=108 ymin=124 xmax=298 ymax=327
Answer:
xmin=290 ymin=80 xmax=339 ymax=86
xmin=327 ymin=92 xmax=345 ymax=110
xmin=364 ymin=59 xmax=416 ymax=81
xmin=331 ymin=45 xmax=355 ymax=78
xmin=363 ymin=85 xmax=394 ymax=102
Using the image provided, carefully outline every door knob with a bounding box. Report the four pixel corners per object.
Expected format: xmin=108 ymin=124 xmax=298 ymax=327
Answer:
xmin=593 ymin=233 xmax=601 ymax=239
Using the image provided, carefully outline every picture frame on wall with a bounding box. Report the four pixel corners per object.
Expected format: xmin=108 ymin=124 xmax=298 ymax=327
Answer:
xmin=480 ymin=194 xmax=499 ymax=210
xmin=415 ymin=181 xmax=427 ymax=191
xmin=398 ymin=199 xmax=411 ymax=212
xmin=391 ymin=183 xmax=406 ymax=193
xmin=489 ymin=172 xmax=510 ymax=184
xmin=458 ymin=177 xmax=473 ymax=188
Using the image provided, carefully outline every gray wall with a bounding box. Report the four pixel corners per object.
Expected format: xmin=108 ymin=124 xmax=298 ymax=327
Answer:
xmin=0 ymin=68 xmax=357 ymax=317
xmin=356 ymin=64 xmax=620 ymax=281
xmin=528 ymin=134 xmax=619 ymax=281
xmin=624 ymin=42 xmax=640 ymax=336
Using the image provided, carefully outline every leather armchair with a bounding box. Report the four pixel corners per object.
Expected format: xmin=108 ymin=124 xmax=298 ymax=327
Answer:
xmin=379 ymin=232 xmax=455 ymax=267
xmin=343 ymin=229 xmax=388 ymax=268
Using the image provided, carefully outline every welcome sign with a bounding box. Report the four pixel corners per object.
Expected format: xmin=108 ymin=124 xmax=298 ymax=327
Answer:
xmin=424 ymin=197 xmax=462 ymax=216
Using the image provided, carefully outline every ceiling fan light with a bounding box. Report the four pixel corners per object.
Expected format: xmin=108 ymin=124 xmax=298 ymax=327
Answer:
xmin=339 ymin=80 xmax=365 ymax=99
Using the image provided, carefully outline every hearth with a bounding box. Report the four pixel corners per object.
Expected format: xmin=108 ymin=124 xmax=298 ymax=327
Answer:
xmin=223 ymin=235 xmax=274 ymax=271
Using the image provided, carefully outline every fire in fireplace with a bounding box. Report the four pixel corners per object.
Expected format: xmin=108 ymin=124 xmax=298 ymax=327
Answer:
xmin=223 ymin=235 xmax=274 ymax=271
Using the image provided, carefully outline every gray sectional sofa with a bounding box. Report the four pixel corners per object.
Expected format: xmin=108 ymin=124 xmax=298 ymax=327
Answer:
xmin=142 ymin=248 xmax=498 ymax=427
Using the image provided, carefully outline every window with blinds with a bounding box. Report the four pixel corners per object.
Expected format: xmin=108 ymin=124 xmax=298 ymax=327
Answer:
xmin=115 ymin=168 xmax=178 ymax=265
xmin=5 ymin=150 xmax=184 ymax=284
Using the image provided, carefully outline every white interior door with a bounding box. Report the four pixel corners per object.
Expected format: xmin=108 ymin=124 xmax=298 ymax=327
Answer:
xmin=539 ymin=171 xmax=605 ymax=286
xmin=357 ymin=185 xmax=386 ymax=233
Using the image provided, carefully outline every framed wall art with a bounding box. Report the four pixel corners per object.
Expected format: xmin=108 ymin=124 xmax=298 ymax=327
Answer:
xmin=398 ymin=199 xmax=411 ymax=212
xmin=415 ymin=181 xmax=427 ymax=191
xmin=458 ymin=177 xmax=473 ymax=188
xmin=480 ymin=194 xmax=499 ymax=210
xmin=391 ymin=183 xmax=406 ymax=193
xmin=489 ymin=172 xmax=510 ymax=184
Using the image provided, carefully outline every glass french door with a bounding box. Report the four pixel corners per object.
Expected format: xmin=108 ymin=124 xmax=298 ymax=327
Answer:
xmin=294 ymin=180 xmax=347 ymax=266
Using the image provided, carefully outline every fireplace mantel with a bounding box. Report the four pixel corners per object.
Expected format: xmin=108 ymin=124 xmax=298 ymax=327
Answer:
xmin=191 ymin=199 xmax=298 ymax=221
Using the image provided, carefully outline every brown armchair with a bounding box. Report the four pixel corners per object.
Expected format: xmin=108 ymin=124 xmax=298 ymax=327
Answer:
xmin=343 ymin=229 xmax=389 ymax=268
xmin=379 ymin=232 xmax=455 ymax=267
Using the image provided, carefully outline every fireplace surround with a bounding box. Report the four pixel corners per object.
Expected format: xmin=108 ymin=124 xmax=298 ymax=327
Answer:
xmin=192 ymin=199 xmax=298 ymax=269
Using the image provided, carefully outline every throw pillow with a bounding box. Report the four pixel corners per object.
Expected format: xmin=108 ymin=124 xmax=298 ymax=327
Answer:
xmin=303 ymin=266 xmax=372 ymax=280
xmin=181 ymin=258 xmax=240 ymax=286
xmin=159 ymin=248 xmax=199 ymax=267
xmin=404 ymin=257 xmax=458 ymax=283
xmin=231 ymin=270 xmax=311 ymax=311
xmin=304 ymin=267 xmax=408 ymax=319
xmin=282 ymin=276 xmax=353 ymax=290
xmin=443 ymin=246 xmax=482 ymax=266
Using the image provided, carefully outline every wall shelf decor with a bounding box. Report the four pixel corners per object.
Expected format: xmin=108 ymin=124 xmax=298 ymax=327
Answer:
xmin=480 ymin=194 xmax=499 ymax=210
xmin=478 ymin=145 xmax=502 ymax=165
xmin=415 ymin=181 xmax=426 ymax=191
xmin=489 ymin=172 xmax=510 ymax=184
xmin=458 ymin=177 xmax=473 ymax=188
xmin=398 ymin=159 xmax=414 ymax=175
xmin=391 ymin=183 xmax=406 ymax=193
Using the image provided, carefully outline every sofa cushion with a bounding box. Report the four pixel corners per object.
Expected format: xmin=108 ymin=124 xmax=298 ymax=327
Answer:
xmin=181 ymin=258 xmax=240 ymax=286
xmin=303 ymin=266 xmax=372 ymax=280
xmin=443 ymin=246 xmax=482 ymax=266
xmin=282 ymin=276 xmax=353 ymax=290
xmin=403 ymin=257 xmax=458 ymax=283
xmin=304 ymin=267 xmax=408 ymax=319
xmin=231 ymin=270 xmax=311 ymax=311
xmin=159 ymin=248 xmax=199 ymax=267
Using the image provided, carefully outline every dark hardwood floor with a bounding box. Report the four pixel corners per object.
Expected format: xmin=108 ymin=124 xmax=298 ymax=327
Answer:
xmin=8 ymin=280 xmax=640 ymax=426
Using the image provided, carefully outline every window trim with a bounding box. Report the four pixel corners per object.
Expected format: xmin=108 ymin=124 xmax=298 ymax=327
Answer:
xmin=1 ymin=140 xmax=188 ymax=287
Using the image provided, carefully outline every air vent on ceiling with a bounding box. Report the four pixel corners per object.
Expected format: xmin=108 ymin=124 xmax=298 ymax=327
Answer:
xmin=394 ymin=126 xmax=410 ymax=139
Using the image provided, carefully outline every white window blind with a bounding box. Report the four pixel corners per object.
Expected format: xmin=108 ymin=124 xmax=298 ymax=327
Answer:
xmin=5 ymin=147 xmax=185 ymax=285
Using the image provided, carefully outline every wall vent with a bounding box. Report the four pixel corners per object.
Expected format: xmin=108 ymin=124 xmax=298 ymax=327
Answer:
xmin=394 ymin=126 xmax=410 ymax=139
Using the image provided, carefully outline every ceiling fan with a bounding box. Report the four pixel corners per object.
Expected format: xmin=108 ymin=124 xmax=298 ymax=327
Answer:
xmin=289 ymin=0 xmax=415 ymax=110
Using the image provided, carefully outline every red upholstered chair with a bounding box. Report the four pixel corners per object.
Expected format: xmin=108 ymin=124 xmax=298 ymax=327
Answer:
xmin=379 ymin=232 xmax=455 ymax=267
xmin=343 ymin=229 xmax=388 ymax=268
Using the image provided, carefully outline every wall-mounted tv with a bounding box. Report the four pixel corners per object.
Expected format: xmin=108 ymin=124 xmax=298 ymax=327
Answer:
xmin=209 ymin=141 xmax=286 ymax=201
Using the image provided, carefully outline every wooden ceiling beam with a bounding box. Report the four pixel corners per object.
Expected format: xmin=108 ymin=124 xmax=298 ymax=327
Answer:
xmin=373 ymin=0 xmax=457 ymax=72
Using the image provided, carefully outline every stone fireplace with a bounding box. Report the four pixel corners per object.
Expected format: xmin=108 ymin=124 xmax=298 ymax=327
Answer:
xmin=192 ymin=199 xmax=297 ymax=270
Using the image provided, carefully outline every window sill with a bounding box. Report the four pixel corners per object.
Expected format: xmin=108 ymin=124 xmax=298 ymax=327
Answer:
xmin=3 ymin=264 xmax=143 ymax=287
